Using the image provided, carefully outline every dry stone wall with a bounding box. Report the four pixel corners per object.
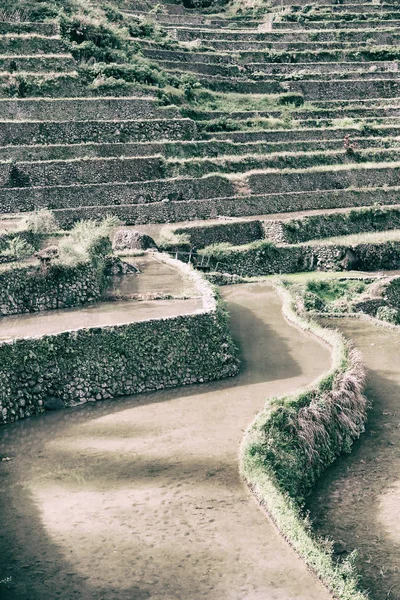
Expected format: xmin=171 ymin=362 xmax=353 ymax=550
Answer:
xmin=0 ymin=262 xmax=103 ymax=315
xmin=0 ymin=257 xmax=240 ymax=424
xmin=176 ymin=220 xmax=264 ymax=248
xmin=204 ymin=240 xmax=400 ymax=276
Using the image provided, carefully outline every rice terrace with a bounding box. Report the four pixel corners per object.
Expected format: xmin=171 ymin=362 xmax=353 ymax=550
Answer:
xmin=1 ymin=0 xmax=400 ymax=598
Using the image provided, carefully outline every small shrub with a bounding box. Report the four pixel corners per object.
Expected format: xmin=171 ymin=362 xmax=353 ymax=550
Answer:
xmin=277 ymin=92 xmax=304 ymax=107
xmin=7 ymin=163 xmax=31 ymax=187
xmin=1 ymin=236 xmax=34 ymax=260
xmin=157 ymin=86 xmax=185 ymax=106
xmin=58 ymin=217 xmax=117 ymax=266
xmin=20 ymin=209 xmax=58 ymax=234
xmin=343 ymin=134 xmax=358 ymax=156
xmin=179 ymin=74 xmax=201 ymax=102
xmin=303 ymin=291 xmax=326 ymax=312
xmin=376 ymin=306 xmax=400 ymax=324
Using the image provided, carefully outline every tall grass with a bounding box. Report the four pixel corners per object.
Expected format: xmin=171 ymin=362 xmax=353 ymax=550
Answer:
xmin=241 ymin=280 xmax=369 ymax=600
xmin=58 ymin=215 xmax=118 ymax=266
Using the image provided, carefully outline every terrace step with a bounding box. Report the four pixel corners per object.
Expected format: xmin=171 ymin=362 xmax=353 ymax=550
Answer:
xmin=164 ymin=59 xmax=400 ymax=78
xmin=0 ymin=22 xmax=59 ymax=36
xmin=166 ymin=26 xmax=400 ymax=44
xmin=243 ymin=61 xmax=399 ymax=75
xmin=11 ymin=146 xmax=398 ymax=185
xmin=0 ymin=35 xmax=68 ymax=55
xmin=181 ymin=38 xmax=400 ymax=52
xmin=0 ymin=97 xmax=179 ymax=121
xmin=163 ymin=61 xmax=400 ymax=80
xmin=165 ymin=148 xmax=400 ymax=178
xmin=0 ymin=54 xmax=76 ymax=73
xmin=194 ymin=75 xmax=400 ymax=99
xmin=271 ymin=19 xmax=400 ymax=30
xmin=143 ymin=48 xmax=235 ymax=64
xmin=281 ymin=4 xmax=400 ymax=15
xmin=0 ymin=73 xmax=160 ymax=99
xmin=0 ymin=117 xmax=197 ymax=146
xmin=23 ymin=184 xmax=400 ymax=227
xmin=142 ymin=46 xmax=400 ymax=66
xmin=201 ymin=125 xmax=400 ymax=143
xmin=188 ymin=105 xmax=400 ymax=122
xmin=271 ymin=0 xmax=396 ymax=5
xmin=0 ymin=175 xmax=238 ymax=213
xmin=122 ymin=10 xmax=249 ymax=27
xmin=0 ymin=156 xmax=165 ymax=188
xmin=3 ymin=162 xmax=400 ymax=215
xmin=1 ymin=135 xmax=396 ymax=163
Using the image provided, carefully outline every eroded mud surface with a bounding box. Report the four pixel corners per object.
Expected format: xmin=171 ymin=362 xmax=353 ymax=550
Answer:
xmin=308 ymin=318 xmax=400 ymax=600
xmin=0 ymin=284 xmax=332 ymax=600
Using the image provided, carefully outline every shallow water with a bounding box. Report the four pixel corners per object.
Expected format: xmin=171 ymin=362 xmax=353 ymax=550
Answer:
xmin=0 ymin=298 xmax=202 ymax=341
xmin=308 ymin=317 xmax=400 ymax=600
xmin=0 ymin=283 xmax=332 ymax=600
xmin=108 ymin=254 xmax=197 ymax=297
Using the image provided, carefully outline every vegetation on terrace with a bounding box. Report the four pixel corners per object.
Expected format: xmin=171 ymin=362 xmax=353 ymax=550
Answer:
xmin=1 ymin=1 xmax=400 ymax=598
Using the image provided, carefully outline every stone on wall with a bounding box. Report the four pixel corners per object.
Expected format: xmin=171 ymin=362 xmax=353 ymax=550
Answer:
xmin=113 ymin=229 xmax=157 ymax=251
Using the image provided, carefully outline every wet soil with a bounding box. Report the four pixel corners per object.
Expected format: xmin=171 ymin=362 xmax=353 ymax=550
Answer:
xmin=0 ymin=283 xmax=332 ymax=600
xmin=308 ymin=317 xmax=400 ymax=600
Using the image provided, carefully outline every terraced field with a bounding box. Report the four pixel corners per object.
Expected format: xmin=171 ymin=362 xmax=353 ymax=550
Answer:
xmin=2 ymin=0 xmax=400 ymax=599
xmin=1 ymin=0 xmax=400 ymax=235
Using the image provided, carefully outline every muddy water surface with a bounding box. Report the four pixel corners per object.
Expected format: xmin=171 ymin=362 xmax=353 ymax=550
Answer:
xmin=308 ymin=318 xmax=400 ymax=600
xmin=0 ymin=298 xmax=202 ymax=341
xmin=0 ymin=284 xmax=332 ymax=600
xmin=108 ymin=254 xmax=197 ymax=297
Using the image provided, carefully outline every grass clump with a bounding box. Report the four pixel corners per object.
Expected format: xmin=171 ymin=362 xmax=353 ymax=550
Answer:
xmin=158 ymin=227 xmax=190 ymax=251
xmin=376 ymin=305 xmax=400 ymax=324
xmin=307 ymin=229 xmax=400 ymax=247
xmin=0 ymin=236 xmax=35 ymax=261
xmin=19 ymin=209 xmax=59 ymax=235
xmin=58 ymin=215 xmax=117 ymax=266
xmin=241 ymin=280 xmax=369 ymax=600
xmin=305 ymin=279 xmax=366 ymax=308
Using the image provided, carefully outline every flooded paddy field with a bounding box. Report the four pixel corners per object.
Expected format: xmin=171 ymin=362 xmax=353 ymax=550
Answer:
xmin=308 ymin=317 xmax=400 ymax=600
xmin=0 ymin=283 xmax=332 ymax=600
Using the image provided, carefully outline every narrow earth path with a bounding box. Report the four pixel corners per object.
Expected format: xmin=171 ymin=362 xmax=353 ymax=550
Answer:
xmin=0 ymin=283 xmax=332 ymax=600
xmin=308 ymin=318 xmax=400 ymax=600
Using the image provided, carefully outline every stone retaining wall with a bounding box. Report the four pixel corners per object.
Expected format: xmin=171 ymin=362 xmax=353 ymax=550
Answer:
xmin=2 ymin=167 xmax=400 ymax=215
xmin=0 ymin=257 xmax=239 ymax=424
xmin=262 ymin=207 xmax=400 ymax=244
xmin=203 ymin=240 xmax=400 ymax=276
xmin=0 ymin=118 xmax=196 ymax=147
xmin=0 ymin=261 xmax=103 ymax=315
xmin=0 ymin=98 xmax=179 ymax=122
xmin=176 ymin=220 xmax=264 ymax=248
xmin=1 ymin=157 xmax=165 ymax=188
xmin=51 ymin=186 xmax=400 ymax=227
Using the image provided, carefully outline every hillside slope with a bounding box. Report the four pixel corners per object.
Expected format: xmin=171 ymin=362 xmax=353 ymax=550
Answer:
xmin=0 ymin=0 xmax=399 ymax=230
